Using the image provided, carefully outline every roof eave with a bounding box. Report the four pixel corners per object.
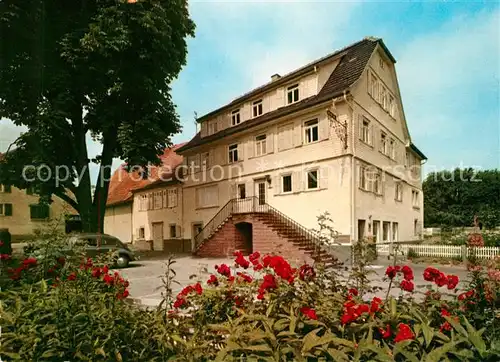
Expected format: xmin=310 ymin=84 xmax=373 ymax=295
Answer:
xmin=409 ymin=143 xmax=427 ymax=161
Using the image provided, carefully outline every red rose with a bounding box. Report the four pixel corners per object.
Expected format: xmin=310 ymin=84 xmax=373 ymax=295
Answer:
xmin=67 ymin=272 xmax=77 ymax=281
xmin=348 ymin=288 xmax=359 ymax=297
xmin=0 ymin=254 xmax=11 ymax=260
xmin=380 ymin=324 xmax=391 ymax=339
xmin=173 ymin=297 xmax=186 ymax=309
xmin=103 ymin=274 xmax=114 ymax=285
xmin=236 ymin=272 xmax=253 ymax=283
xmin=435 ymin=272 xmax=448 ymax=287
xmin=441 ymin=308 xmax=450 ymax=317
xmin=300 ymin=307 xmax=318 ymax=320
xmin=385 ymin=266 xmax=398 ymax=279
xmin=400 ymin=279 xmax=414 ymax=292
xmin=22 ymin=257 xmax=37 ymax=268
xmin=401 ymin=265 xmax=414 ymax=281
xmin=91 ymin=267 xmax=102 ymax=278
xmin=207 ymin=274 xmax=219 ymax=286
xmin=394 ymin=323 xmax=414 ymax=342
xmin=370 ymin=297 xmax=382 ymax=313
xmin=215 ymin=264 xmax=231 ymax=278
xmin=446 ymin=275 xmax=459 ymax=290
xmin=299 ymin=264 xmax=316 ymax=281
xmin=234 ymin=251 xmax=250 ymax=269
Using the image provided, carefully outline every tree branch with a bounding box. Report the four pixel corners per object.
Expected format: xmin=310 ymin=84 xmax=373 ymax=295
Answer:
xmin=53 ymin=190 xmax=79 ymax=213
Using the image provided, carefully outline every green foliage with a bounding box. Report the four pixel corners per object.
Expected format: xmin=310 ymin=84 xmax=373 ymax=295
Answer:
xmin=0 ymin=228 xmax=12 ymax=255
xmin=0 ymin=0 xmax=195 ymax=232
xmin=407 ymin=248 xmax=419 ymax=259
xmin=423 ymin=168 xmax=500 ymax=228
xmin=1 ymin=232 xmax=500 ymax=361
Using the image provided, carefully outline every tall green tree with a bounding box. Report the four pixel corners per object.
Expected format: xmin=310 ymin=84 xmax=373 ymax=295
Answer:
xmin=0 ymin=0 xmax=195 ymax=232
xmin=423 ymin=168 xmax=500 ymax=228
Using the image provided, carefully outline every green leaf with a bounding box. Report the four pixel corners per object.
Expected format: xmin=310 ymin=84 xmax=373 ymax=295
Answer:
xmin=420 ymin=323 xmax=434 ymax=348
xmin=326 ymin=348 xmax=350 ymax=362
xmin=463 ymin=318 xmax=486 ymax=356
xmin=244 ymin=344 xmax=273 ymax=352
xmin=424 ymin=341 xmax=458 ymax=362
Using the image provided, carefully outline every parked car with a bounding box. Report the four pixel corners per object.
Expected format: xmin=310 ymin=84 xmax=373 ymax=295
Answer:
xmin=68 ymin=233 xmax=135 ymax=268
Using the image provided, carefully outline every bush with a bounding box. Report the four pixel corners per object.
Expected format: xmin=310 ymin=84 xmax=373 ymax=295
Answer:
xmin=0 ymin=228 xmax=12 ymax=255
xmin=1 ymin=243 xmax=500 ymax=360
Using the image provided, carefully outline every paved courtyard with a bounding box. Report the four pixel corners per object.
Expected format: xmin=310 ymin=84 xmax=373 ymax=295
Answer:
xmin=120 ymin=255 xmax=471 ymax=307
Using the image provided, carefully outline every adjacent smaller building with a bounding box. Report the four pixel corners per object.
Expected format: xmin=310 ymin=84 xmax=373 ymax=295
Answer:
xmin=0 ymin=183 xmax=73 ymax=241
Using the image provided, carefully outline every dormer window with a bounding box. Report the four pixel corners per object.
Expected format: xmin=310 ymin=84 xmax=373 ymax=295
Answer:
xmin=231 ymin=109 xmax=241 ymax=126
xmin=209 ymin=121 xmax=218 ymax=135
xmin=252 ymin=99 xmax=263 ymax=118
xmin=287 ymin=84 xmax=299 ymax=104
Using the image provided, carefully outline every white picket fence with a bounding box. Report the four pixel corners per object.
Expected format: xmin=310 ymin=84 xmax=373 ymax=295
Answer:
xmin=376 ymin=243 xmax=500 ymax=260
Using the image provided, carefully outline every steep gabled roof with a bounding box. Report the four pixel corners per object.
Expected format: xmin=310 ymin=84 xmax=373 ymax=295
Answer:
xmin=106 ymin=143 xmax=186 ymax=207
xmin=177 ymin=37 xmax=384 ymax=153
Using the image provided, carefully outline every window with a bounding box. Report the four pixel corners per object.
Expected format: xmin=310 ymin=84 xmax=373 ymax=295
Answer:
xmin=278 ymin=123 xmax=293 ymax=151
xmin=196 ymin=185 xmax=219 ymax=208
xmin=139 ymin=227 xmax=145 ymax=239
xmin=0 ymin=203 xmax=13 ymax=216
xmin=228 ymin=144 xmax=239 ymax=163
xmin=369 ymin=72 xmax=379 ymax=101
xmin=414 ymin=219 xmax=419 ymax=236
xmin=359 ymin=166 xmax=368 ymax=191
xmin=0 ymin=184 xmax=12 ymax=193
xmin=382 ymin=221 xmax=390 ymax=242
xmin=380 ymin=132 xmax=388 ymax=155
xmin=30 ymin=204 xmax=49 ymax=220
xmin=392 ymin=222 xmax=399 ymax=242
xmin=282 ymin=174 xmax=292 ymax=193
xmin=395 ymin=182 xmax=403 ymax=201
xmin=304 ymin=119 xmax=319 ymax=144
xmin=379 ymin=58 xmax=385 ymax=69
xmin=26 ymin=186 xmax=37 ymax=195
xmin=255 ymin=134 xmax=267 ymax=156
xmin=388 ymin=95 xmax=395 ymax=117
xmin=237 ymin=184 xmax=246 ymax=199
xmin=154 ymin=191 xmax=162 ymax=209
xmin=170 ymin=224 xmax=177 ymax=238
xmin=360 ymin=118 xmax=370 ymax=144
xmin=139 ymin=195 xmax=147 ymax=211
xmin=287 ymin=84 xmax=299 ymax=104
xmin=148 ymin=193 xmax=154 ymax=210
xmin=381 ymin=86 xmax=388 ymax=110
xmin=306 ymin=170 xmax=318 ymax=190
xmin=209 ymin=121 xmax=218 ymax=135
xmin=201 ymin=152 xmax=209 ymax=170
xmin=412 ymin=190 xmax=420 ymax=208
xmin=405 ymin=151 xmax=410 ymax=168
xmin=389 ymin=138 xmax=395 ymax=159
xmin=374 ymin=173 xmax=382 ymax=195
xmin=167 ymin=189 xmax=177 ymax=208
xmin=231 ymin=109 xmax=241 ymax=126
xmin=252 ymin=99 xmax=263 ymax=118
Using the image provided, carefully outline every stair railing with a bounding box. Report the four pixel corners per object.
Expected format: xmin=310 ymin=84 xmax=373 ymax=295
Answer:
xmin=194 ymin=196 xmax=326 ymax=259
xmin=194 ymin=198 xmax=234 ymax=250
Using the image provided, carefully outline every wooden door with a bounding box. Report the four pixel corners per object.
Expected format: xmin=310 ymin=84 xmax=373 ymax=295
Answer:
xmin=152 ymin=222 xmax=164 ymax=251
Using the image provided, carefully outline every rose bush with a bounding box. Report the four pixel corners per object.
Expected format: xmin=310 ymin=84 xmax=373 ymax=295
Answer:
xmin=1 ymin=244 xmax=499 ymax=361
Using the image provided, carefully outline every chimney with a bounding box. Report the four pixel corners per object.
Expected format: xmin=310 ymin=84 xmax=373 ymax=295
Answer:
xmin=271 ymin=73 xmax=281 ymax=81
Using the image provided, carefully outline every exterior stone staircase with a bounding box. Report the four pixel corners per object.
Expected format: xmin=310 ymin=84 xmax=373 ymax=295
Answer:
xmin=193 ymin=197 xmax=351 ymax=264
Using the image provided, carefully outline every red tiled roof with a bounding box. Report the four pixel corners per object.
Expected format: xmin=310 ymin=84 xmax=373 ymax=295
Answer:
xmin=106 ymin=143 xmax=186 ymax=206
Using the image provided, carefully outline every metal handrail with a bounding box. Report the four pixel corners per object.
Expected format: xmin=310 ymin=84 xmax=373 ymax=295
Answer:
xmin=194 ymin=196 xmax=326 ymax=258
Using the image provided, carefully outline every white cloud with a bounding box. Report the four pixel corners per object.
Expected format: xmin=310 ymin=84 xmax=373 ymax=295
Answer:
xmin=0 ymin=119 xmax=27 ymax=152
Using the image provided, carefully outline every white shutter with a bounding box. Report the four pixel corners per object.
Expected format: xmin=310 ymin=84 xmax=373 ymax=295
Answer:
xmin=293 ymin=123 xmax=302 ymax=147
xmin=238 ymin=142 xmax=244 ymax=161
xmin=267 ymin=132 xmax=274 ymax=153
xmin=230 ymin=182 xmax=237 ymax=199
xmin=273 ymin=176 xmax=280 ymax=195
xmin=247 ymin=139 xmax=254 ymax=159
xmin=293 ymin=171 xmax=303 ymax=192
xmin=176 ymin=225 xmax=182 ymax=238
xmin=246 ymin=180 xmax=253 ymax=197
xmin=319 ymin=117 xmax=330 ymax=141
xmin=370 ymin=124 xmax=375 ymax=146
xmin=358 ymin=115 xmax=363 ymax=140
xmin=320 ymin=168 xmax=328 ymax=189
xmin=221 ymin=114 xmax=230 ymax=129
xmin=201 ymin=122 xmax=208 ymax=137
xmin=275 ymin=87 xmax=284 ymax=109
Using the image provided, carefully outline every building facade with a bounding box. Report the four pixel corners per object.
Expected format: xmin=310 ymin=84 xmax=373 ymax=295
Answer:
xmin=0 ymin=183 xmax=73 ymax=241
xmin=105 ymin=37 xmax=426 ymax=258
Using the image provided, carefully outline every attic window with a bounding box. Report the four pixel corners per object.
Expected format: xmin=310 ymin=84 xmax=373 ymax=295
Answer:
xmin=231 ymin=109 xmax=241 ymax=126
xmin=287 ymin=84 xmax=299 ymax=104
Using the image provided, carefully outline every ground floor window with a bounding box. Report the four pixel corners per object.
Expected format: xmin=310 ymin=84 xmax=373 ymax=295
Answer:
xmin=382 ymin=221 xmax=390 ymax=242
xmin=392 ymin=222 xmax=398 ymax=242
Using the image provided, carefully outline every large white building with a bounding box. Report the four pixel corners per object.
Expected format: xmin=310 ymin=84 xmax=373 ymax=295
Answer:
xmin=105 ymin=37 xmax=426 ymax=262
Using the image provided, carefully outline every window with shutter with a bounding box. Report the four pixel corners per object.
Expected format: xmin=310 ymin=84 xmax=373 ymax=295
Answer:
xmin=30 ymin=204 xmax=49 ymax=220
xmin=255 ymin=134 xmax=267 ymax=156
xmin=304 ymin=119 xmax=319 ymax=144
xmin=278 ymin=124 xmax=293 ymax=151
xmin=1 ymin=203 xmax=12 ymax=216
xmin=0 ymin=204 xmax=3 ymax=215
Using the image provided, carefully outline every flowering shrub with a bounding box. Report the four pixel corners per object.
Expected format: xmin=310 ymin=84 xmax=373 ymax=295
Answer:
xmin=0 ymin=228 xmax=12 ymax=255
xmin=1 ymin=244 xmax=500 ymax=360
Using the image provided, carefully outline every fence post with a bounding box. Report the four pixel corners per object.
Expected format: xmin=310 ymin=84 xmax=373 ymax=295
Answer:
xmin=461 ymin=245 xmax=467 ymax=264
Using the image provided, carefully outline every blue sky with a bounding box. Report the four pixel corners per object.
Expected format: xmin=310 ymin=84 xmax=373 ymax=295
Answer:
xmin=1 ymin=0 xmax=499 ymax=182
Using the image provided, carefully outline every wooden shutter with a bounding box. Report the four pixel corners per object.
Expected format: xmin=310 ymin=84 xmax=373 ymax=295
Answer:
xmin=209 ymin=149 xmax=216 ymax=167
xmin=358 ymin=114 xmax=363 ymax=140
xmin=201 ymin=121 xmax=208 ymax=137
xmin=293 ymin=171 xmax=303 ymax=192
xmin=230 ymin=182 xmax=237 ymax=199
xmin=275 ymin=87 xmax=284 ymax=109
xmin=238 ymin=142 xmax=244 ymax=161
xmin=4 ymin=203 xmax=12 ymax=216
xmin=267 ymin=132 xmax=274 ymax=153
xmin=176 ymin=225 xmax=182 ymax=238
